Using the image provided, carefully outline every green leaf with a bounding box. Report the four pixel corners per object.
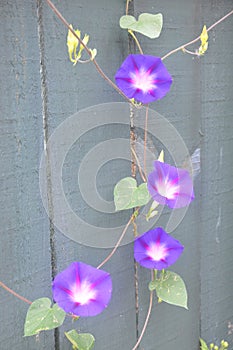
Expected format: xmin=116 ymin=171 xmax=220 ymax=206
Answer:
xmin=24 ymin=298 xmax=66 ymax=336
xmin=120 ymin=13 xmax=163 ymax=39
xmin=114 ymin=177 xmax=150 ymax=211
xmin=130 ymin=183 xmax=151 ymax=207
xmin=114 ymin=177 xmax=136 ymax=210
xmin=200 ymin=338 xmax=209 ymax=350
xmin=153 ymin=271 xmax=188 ymax=309
xmin=65 ymin=330 xmax=95 ymax=350
xmin=148 ymin=279 xmax=157 ymax=291
xmin=120 ymin=15 xmax=137 ymax=28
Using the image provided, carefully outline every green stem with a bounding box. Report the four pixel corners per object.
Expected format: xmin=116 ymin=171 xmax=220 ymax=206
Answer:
xmin=128 ymin=30 xmax=143 ymax=54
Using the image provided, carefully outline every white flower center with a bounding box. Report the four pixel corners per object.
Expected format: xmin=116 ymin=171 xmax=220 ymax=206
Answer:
xmin=147 ymin=243 xmax=168 ymax=261
xmin=131 ymin=68 xmax=156 ymax=93
xmin=157 ymin=179 xmax=179 ymax=200
xmin=71 ymin=280 xmax=96 ymax=305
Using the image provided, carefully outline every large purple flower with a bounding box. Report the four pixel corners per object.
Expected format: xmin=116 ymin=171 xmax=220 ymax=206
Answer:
xmin=52 ymin=262 xmax=112 ymax=317
xmin=147 ymin=161 xmax=194 ymax=209
xmin=134 ymin=227 xmax=184 ymax=270
xmin=115 ymin=54 xmax=172 ymax=104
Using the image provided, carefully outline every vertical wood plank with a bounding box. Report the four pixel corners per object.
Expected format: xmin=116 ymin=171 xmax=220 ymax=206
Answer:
xmin=0 ymin=1 xmax=54 ymax=349
xmin=40 ymin=1 xmax=137 ymax=349
xmin=134 ymin=0 xmax=233 ymax=349
xmin=134 ymin=1 xmax=202 ymax=349
xmin=200 ymin=0 xmax=233 ymax=346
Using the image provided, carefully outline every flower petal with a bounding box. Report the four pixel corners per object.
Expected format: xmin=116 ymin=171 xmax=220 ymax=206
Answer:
xmin=134 ymin=227 xmax=184 ymax=269
xmin=52 ymin=262 xmax=112 ymax=317
xmin=115 ymin=54 xmax=172 ymax=104
xmin=147 ymin=161 xmax=194 ymax=208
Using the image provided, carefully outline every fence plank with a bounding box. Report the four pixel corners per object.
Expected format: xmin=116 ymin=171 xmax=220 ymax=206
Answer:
xmin=40 ymin=1 xmax=137 ymax=349
xmin=200 ymin=0 xmax=233 ymax=346
xmin=134 ymin=1 xmax=202 ymax=349
xmin=0 ymin=1 xmax=54 ymax=349
xmin=134 ymin=0 xmax=233 ymax=349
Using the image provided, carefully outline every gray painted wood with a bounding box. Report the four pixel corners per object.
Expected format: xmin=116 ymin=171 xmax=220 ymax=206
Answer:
xmin=134 ymin=0 xmax=233 ymax=349
xmin=0 ymin=1 xmax=54 ymax=349
xmin=39 ymin=1 xmax=136 ymax=349
xmin=0 ymin=0 xmax=233 ymax=349
xmin=134 ymin=1 xmax=202 ymax=349
xmin=200 ymin=0 xmax=233 ymax=346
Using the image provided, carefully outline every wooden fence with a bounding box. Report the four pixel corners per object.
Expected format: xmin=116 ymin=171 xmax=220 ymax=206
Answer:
xmin=0 ymin=0 xmax=233 ymax=349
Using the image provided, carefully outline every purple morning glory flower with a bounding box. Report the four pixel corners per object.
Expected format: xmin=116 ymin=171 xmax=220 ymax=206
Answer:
xmin=115 ymin=54 xmax=172 ymax=104
xmin=52 ymin=262 xmax=112 ymax=317
xmin=147 ymin=161 xmax=194 ymax=209
xmin=134 ymin=227 xmax=184 ymax=270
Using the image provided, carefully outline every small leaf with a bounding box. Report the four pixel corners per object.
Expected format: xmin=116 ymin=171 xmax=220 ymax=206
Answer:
xmin=198 ymin=25 xmax=208 ymax=55
xmin=154 ymin=271 xmax=188 ymax=309
xmin=120 ymin=13 xmax=163 ymax=39
xmin=65 ymin=330 xmax=95 ymax=350
xmin=114 ymin=177 xmax=150 ymax=211
xmin=146 ymin=209 xmax=158 ymax=221
xmin=198 ymin=42 xmax=208 ymax=55
xmin=157 ymin=150 xmax=164 ymax=163
xmin=146 ymin=200 xmax=159 ymax=221
xmin=67 ymin=25 xmax=81 ymax=53
xmin=77 ymin=34 xmax=89 ymax=60
xmin=90 ymin=48 xmax=97 ymax=60
xmin=200 ymin=25 xmax=208 ymax=45
xmin=67 ymin=25 xmax=96 ymax=65
xmin=24 ymin=298 xmax=66 ymax=336
xmin=200 ymin=338 xmax=209 ymax=350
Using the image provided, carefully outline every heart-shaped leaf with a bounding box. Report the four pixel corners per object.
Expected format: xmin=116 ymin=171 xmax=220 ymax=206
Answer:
xmin=65 ymin=330 xmax=95 ymax=350
xmin=24 ymin=298 xmax=66 ymax=336
xmin=114 ymin=177 xmax=150 ymax=211
xmin=130 ymin=183 xmax=151 ymax=207
xmin=149 ymin=271 xmax=188 ymax=309
xmin=120 ymin=13 xmax=163 ymax=39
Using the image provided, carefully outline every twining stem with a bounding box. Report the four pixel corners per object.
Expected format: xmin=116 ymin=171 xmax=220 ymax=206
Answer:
xmin=97 ymin=212 xmax=137 ymax=269
xmin=45 ymin=0 xmax=133 ymax=104
xmin=0 ymin=281 xmax=32 ymax=305
xmin=143 ymin=105 xmax=149 ymax=178
xmin=162 ymin=9 xmax=233 ymax=60
xmin=182 ymin=47 xmax=200 ymax=56
xmin=125 ymin=0 xmax=131 ymax=16
xmin=128 ymin=30 xmax=144 ymax=54
xmin=131 ymin=270 xmax=154 ymax=350
xmin=131 ymin=147 xmax=147 ymax=182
